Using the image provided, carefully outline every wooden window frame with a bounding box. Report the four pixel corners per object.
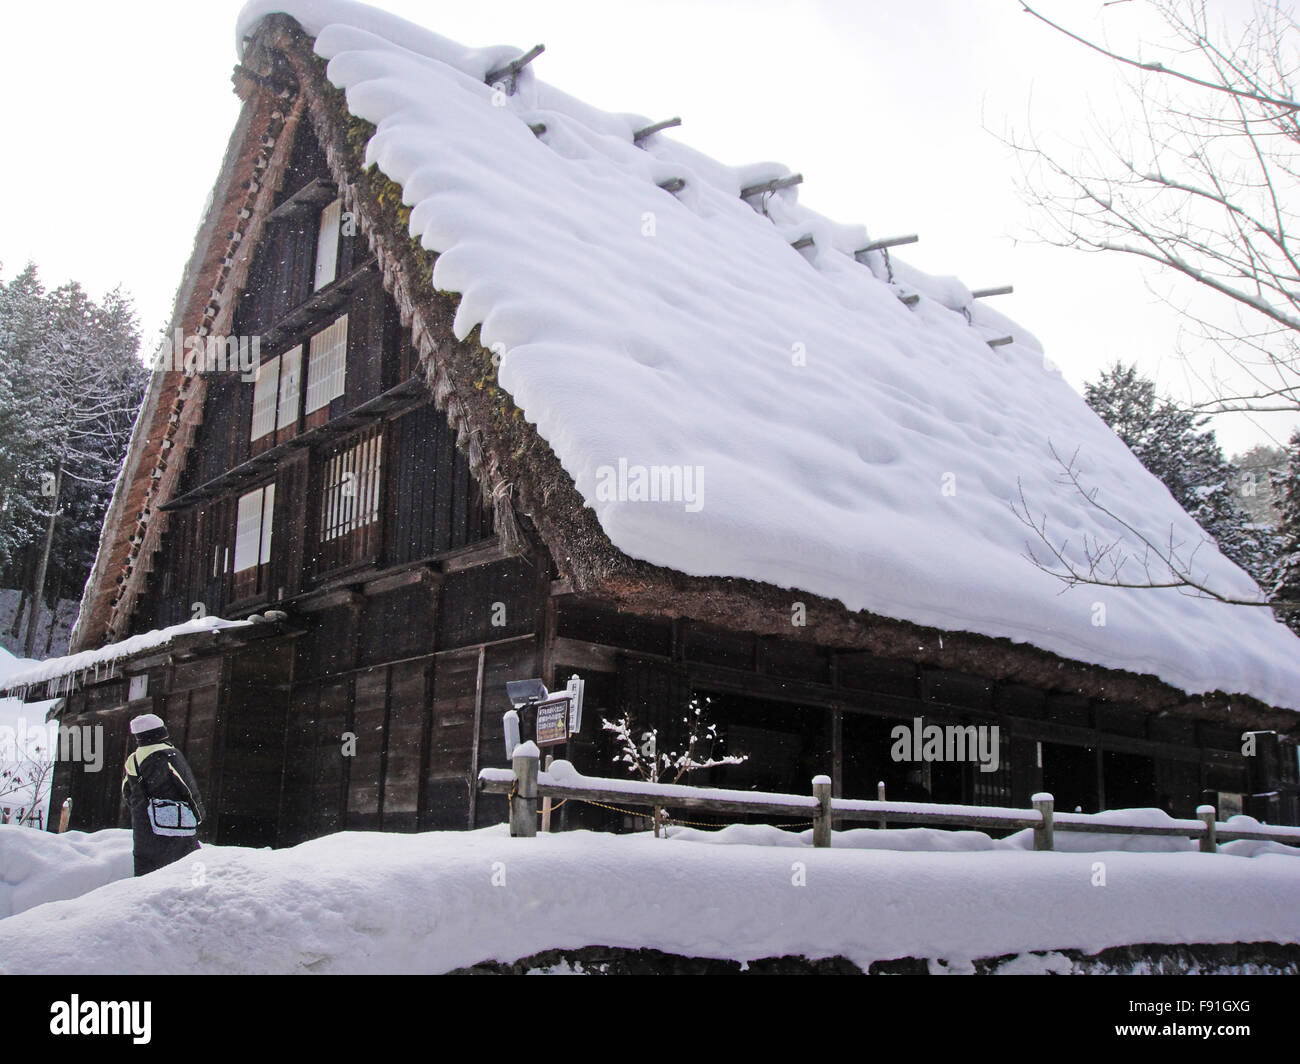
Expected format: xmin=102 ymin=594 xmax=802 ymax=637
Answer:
xmin=232 ymin=482 xmax=276 ymax=603
xmin=311 ymin=423 xmax=385 ymax=579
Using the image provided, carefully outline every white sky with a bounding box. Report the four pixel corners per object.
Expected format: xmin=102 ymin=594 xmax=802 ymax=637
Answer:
xmin=1 ymin=0 xmax=1296 ymax=455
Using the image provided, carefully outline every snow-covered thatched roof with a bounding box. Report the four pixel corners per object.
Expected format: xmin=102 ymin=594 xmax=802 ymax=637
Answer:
xmin=227 ymin=0 xmax=1300 ymax=712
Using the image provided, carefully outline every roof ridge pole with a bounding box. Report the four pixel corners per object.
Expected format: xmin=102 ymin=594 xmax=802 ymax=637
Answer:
xmin=485 ymin=44 xmax=545 ymax=95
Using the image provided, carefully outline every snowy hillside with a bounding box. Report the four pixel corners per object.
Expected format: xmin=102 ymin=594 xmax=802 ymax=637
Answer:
xmin=0 ymin=589 xmax=77 ymax=660
xmin=232 ymin=1 xmax=1300 ymax=710
xmin=1 ymin=819 xmax=1297 ymax=974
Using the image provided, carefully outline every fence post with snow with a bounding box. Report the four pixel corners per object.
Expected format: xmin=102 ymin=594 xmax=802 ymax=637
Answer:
xmin=509 ymin=743 xmax=539 ymax=838
xmin=480 ymin=761 xmax=1300 ymax=853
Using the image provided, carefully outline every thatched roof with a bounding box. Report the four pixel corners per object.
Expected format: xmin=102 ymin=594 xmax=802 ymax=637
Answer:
xmin=74 ymin=0 xmax=1300 ymax=731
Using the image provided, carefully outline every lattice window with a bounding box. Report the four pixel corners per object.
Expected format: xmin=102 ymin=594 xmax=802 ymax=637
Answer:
xmin=305 ymin=314 xmax=348 ymax=415
xmin=315 ymin=425 xmax=383 ymax=573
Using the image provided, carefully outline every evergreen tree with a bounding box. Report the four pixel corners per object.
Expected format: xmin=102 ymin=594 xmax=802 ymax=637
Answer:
xmin=1084 ymin=363 xmax=1278 ymax=587
xmin=0 ymin=264 xmax=146 ymax=654
xmin=1272 ymin=431 xmax=1300 ymax=633
xmin=0 ymin=264 xmax=53 ymax=571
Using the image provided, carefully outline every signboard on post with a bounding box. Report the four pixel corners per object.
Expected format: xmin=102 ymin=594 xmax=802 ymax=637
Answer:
xmin=565 ymin=674 xmax=585 ymax=735
xmin=534 ymin=696 xmax=571 ymax=747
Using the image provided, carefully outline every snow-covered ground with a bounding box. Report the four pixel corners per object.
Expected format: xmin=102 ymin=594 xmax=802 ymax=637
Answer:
xmin=0 ymin=825 xmax=132 ymax=920
xmin=1 ymin=816 xmax=1296 ymax=974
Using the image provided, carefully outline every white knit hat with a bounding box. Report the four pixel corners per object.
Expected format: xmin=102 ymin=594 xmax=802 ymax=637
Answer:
xmin=129 ymin=713 xmax=166 ymax=735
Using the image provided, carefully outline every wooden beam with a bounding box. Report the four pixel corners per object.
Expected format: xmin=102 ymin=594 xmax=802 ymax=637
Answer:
xmin=790 ymin=234 xmax=814 ymax=250
xmin=739 ymin=173 xmax=803 ymax=199
xmin=899 ymin=293 xmax=920 ymax=306
xmin=528 ymin=122 xmax=547 ymax=137
xmin=987 ymin=336 xmax=1014 ymax=348
xmin=856 ymin=234 xmax=918 ymax=254
xmin=468 ymin=645 xmax=486 ymax=829
xmin=971 ymin=285 xmax=1013 ymax=299
xmin=657 ymin=177 xmax=686 ymax=194
xmin=551 ymin=636 xmax=619 ymax=674
xmin=633 ymin=116 xmax=682 ymax=143
xmin=264 ymin=177 xmax=336 ymax=223
xmin=485 ymin=44 xmax=545 ymax=86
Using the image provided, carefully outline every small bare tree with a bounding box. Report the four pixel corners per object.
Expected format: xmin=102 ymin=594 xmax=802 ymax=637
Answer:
xmin=602 ymin=695 xmax=747 ymax=837
xmin=1006 ymin=2 xmax=1300 ymax=609
xmin=1012 ymin=2 xmax=1300 ymax=416
xmin=0 ymin=739 xmax=54 ymax=829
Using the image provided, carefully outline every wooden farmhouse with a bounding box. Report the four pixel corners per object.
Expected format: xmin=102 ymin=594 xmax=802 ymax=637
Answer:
xmin=8 ymin=0 xmax=1300 ymax=844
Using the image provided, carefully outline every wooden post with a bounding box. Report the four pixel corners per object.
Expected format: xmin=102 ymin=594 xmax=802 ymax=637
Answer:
xmin=541 ymin=753 xmax=554 ymax=832
xmin=510 ymin=743 xmax=539 ymax=838
xmin=1198 ymin=805 xmax=1217 ymax=853
xmin=1033 ymin=793 xmax=1054 ymax=851
xmin=876 ymin=780 xmax=886 ymax=830
xmin=57 ymin=798 xmax=72 ymax=833
xmin=812 ymin=775 xmax=832 ymax=848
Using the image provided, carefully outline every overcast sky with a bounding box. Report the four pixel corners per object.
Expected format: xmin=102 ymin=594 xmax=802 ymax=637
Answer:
xmin=1 ymin=0 xmax=1294 ymax=455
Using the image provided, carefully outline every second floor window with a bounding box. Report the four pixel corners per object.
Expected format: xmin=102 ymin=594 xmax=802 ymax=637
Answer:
xmin=250 ymin=346 xmax=303 ymax=443
xmin=315 ymin=425 xmax=383 ymax=575
xmin=250 ymin=356 xmax=280 ymax=441
xmin=233 ymin=483 xmax=275 ymax=600
xmin=305 ymin=314 xmax=348 ymax=415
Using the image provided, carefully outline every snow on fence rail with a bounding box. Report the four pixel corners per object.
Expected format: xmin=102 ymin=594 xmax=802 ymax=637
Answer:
xmin=478 ymin=746 xmax=1300 ymax=852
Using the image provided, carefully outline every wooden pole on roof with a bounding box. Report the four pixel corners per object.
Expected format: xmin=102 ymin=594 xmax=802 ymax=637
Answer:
xmin=856 ymin=234 xmax=918 ymax=255
xmin=485 ymin=44 xmax=545 ymax=87
xmin=657 ymin=177 xmax=686 ymax=194
xmin=633 ymin=117 xmax=682 ymax=143
xmin=971 ymin=285 xmax=1014 ymax=299
xmin=739 ymin=173 xmax=803 ymax=199
xmin=987 ymin=336 xmax=1015 ymax=347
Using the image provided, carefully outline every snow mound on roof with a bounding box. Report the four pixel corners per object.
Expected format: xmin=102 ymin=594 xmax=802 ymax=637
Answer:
xmin=237 ymin=1 xmax=1300 ymax=709
xmin=2 ymin=824 xmax=1298 ymax=973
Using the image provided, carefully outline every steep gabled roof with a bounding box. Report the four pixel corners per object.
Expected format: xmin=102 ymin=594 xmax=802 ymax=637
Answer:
xmin=224 ymin=0 xmax=1300 ymax=711
xmin=74 ymin=0 xmax=1300 ymax=722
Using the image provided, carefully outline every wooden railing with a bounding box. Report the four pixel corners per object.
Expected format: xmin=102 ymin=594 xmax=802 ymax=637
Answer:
xmin=479 ymin=747 xmax=1300 ymax=853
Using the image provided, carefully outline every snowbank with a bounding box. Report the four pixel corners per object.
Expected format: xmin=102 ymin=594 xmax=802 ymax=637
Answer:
xmin=0 ymin=826 xmax=132 ymax=920
xmin=227 ymin=0 xmax=1300 ymax=711
xmin=1 ymin=823 xmax=1297 ymax=974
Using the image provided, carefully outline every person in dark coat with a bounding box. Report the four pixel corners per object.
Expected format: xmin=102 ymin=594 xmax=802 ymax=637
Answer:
xmin=121 ymin=714 xmax=205 ymax=877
